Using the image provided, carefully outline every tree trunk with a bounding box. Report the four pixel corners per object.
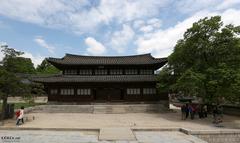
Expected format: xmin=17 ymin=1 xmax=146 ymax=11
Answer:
xmin=0 ymin=96 xmax=8 ymax=126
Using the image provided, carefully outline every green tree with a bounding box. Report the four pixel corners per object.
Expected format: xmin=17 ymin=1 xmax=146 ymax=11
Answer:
xmin=2 ymin=45 xmax=35 ymax=74
xmin=0 ymin=68 xmax=29 ymax=124
xmin=3 ymin=57 xmax=35 ymax=74
xmin=36 ymin=59 xmax=60 ymax=74
xmin=30 ymin=83 xmax=45 ymax=97
xmin=158 ymin=16 xmax=240 ymax=104
xmin=0 ymin=45 xmax=30 ymax=124
xmin=157 ymin=66 xmax=175 ymax=94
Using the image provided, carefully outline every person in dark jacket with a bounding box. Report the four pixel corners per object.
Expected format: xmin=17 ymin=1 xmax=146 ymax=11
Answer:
xmin=189 ymin=104 xmax=195 ymax=120
xmin=185 ymin=104 xmax=189 ymax=119
xmin=181 ymin=104 xmax=186 ymax=120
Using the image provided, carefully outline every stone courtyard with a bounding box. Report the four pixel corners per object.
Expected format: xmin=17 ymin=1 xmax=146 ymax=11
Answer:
xmin=0 ymin=104 xmax=240 ymax=143
xmin=3 ymin=112 xmax=240 ymax=130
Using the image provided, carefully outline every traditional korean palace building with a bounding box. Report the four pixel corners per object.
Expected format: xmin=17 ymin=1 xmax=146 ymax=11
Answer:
xmin=33 ymin=53 xmax=168 ymax=103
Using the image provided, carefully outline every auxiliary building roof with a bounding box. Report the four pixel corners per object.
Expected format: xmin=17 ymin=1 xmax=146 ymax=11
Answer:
xmin=32 ymin=75 xmax=158 ymax=83
xmin=47 ymin=53 xmax=167 ymax=66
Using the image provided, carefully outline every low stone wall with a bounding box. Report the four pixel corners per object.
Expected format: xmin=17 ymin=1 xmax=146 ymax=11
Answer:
xmin=180 ymin=129 xmax=240 ymax=143
xmin=25 ymin=103 xmax=170 ymax=114
xmin=4 ymin=96 xmax=48 ymax=103
xmin=223 ymin=105 xmax=240 ymax=116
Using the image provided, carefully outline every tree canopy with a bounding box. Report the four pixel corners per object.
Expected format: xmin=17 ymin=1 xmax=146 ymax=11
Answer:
xmin=3 ymin=57 xmax=35 ymax=74
xmin=36 ymin=59 xmax=60 ymax=75
xmin=1 ymin=45 xmax=35 ymax=74
xmin=0 ymin=46 xmax=29 ymax=99
xmin=0 ymin=46 xmax=30 ymax=122
xmin=158 ymin=16 xmax=240 ymax=104
xmin=0 ymin=68 xmax=24 ymax=98
xmin=0 ymin=45 xmax=58 ymax=122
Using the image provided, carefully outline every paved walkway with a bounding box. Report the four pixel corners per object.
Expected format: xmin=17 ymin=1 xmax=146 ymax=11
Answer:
xmin=0 ymin=130 xmax=207 ymax=143
xmin=1 ymin=110 xmax=239 ymax=143
xmin=0 ymin=130 xmax=100 ymax=143
xmin=99 ymin=128 xmax=135 ymax=141
xmin=3 ymin=111 xmax=240 ymax=130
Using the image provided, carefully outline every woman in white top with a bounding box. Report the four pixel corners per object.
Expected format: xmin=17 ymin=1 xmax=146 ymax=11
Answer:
xmin=16 ymin=106 xmax=24 ymax=125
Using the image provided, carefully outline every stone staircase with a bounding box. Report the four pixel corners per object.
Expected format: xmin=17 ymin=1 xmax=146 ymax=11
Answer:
xmin=31 ymin=105 xmax=93 ymax=113
xmin=29 ymin=103 xmax=169 ymax=114
xmin=93 ymin=105 xmax=126 ymax=114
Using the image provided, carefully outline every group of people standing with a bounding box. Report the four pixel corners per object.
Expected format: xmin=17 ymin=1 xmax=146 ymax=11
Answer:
xmin=181 ymin=103 xmax=223 ymax=124
xmin=181 ymin=104 xmax=208 ymax=120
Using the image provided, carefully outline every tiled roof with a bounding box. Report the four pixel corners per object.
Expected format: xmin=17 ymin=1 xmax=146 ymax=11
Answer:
xmin=31 ymin=75 xmax=157 ymax=83
xmin=47 ymin=53 xmax=167 ymax=66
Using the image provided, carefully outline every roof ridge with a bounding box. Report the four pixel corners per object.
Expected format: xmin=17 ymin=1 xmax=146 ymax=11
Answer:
xmin=65 ymin=53 xmax=152 ymax=58
xmin=61 ymin=74 xmax=156 ymax=77
xmin=48 ymin=57 xmax=62 ymax=60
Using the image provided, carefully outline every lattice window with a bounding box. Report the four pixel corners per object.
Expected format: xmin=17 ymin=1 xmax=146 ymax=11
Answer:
xmin=143 ymin=88 xmax=156 ymax=95
xmin=95 ymin=69 xmax=108 ymax=75
xmin=79 ymin=69 xmax=92 ymax=75
xmin=77 ymin=89 xmax=91 ymax=95
xmin=127 ymin=88 xmax=140 ymax=95
xmin=110 ymin=69 xmax=123 ymax=75
xmin=64 ymin=69 xmax=77 ymax=75
xmin=125 ymin=69 xmax=138 ymax=75
xmin=60 ymin=89 xmax=74 ymax=95
xmin=140 ymin=69 xmax=153 ymax=75
xmin=50 ymin=89 xmax=58 ymax=95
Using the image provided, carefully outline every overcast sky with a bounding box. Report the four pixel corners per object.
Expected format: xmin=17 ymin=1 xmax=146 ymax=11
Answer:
xmin=0 ymin=0 xmax=240 ymax=66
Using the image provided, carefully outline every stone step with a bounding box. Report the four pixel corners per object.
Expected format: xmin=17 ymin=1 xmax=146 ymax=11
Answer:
xmin=30 ymin=104 xmax=169 ymax=114
xmin=93 ymin=106 xmax=127 ymax=114
xmin=32 ymin=105 xmax=94 ymax=113
xmin=99 ymin=128 xmax=136 ymax=141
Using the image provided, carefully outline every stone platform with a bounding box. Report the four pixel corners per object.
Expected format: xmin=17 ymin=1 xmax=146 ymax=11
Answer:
xmin=3 ymin=104 xmax=239 ymax=143
xmin=99 ymin=127 xmax=136 ymax=141
xmin=26 ymin=103 xmax=169 ymax=114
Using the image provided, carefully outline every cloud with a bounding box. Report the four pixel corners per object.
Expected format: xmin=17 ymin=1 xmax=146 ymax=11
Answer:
xmin=1 ymin=0 xmax=240 ymax=59
xmin=0 ymin=42 xmax=8 ymax=62
xmin=175 ymin=0 xmax=219 ymax=14
xmin=221 ymin=9 xmax=240 ymax=26
xmin=85 ymin=37 xmax=106 ymax=55
xmin=110 ymin=24 xmax=134 ymax=53
xmin=139 ymin=18 xmax=161 ymax=33
xmin=22 ymin=52 xmax=44 ymax=67
xmin=133 ymin=20 xmax=145 ymax=29
xmin=34 ymin=37 xmax=55 ymax=53
xmin=136 ymin=9 xmax=240 ymax=58
xmin=216 ymin=0 xmax=240 ymax=10
xmin=0 ymin=49 xmax=3 ymax=62
xmin=95 ymin=0 xmax=168 ymax=23
xmin=0 ymin=0 xmax=170 ymax=34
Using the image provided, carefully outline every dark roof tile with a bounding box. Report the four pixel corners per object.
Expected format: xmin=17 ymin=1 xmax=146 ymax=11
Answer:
xmin=32 ymin=75 xmax=157 ymax=83
xmin=47 ymin=53 xmax=167 ymax=66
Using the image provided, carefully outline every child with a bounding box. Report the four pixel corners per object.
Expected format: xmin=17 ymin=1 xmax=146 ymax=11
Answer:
xmin=16 ymin=106 xmax=24 ymax=126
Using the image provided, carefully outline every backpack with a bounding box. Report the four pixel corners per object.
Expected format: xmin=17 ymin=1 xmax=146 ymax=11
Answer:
xmin=15 ymin=110 xmax=20 ymax=117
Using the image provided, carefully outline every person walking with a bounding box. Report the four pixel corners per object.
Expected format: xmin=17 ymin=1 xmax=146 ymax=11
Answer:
xmin=197 ymin=105 xmax=203 ymax=119
xmin=181 ymin=104 xmax=186 ymax=120
xmin=189 ymin=104 xmax=194 ymax=120
xmin=185 ymin=104 xmax=189 ymax=119
xmin=212 ymin=106 xmax=218 ymax=124
xmin=16 ymin=106 xmax=24 ymax=126
xmin=203 ymin=105 xmax=208 ymax=118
